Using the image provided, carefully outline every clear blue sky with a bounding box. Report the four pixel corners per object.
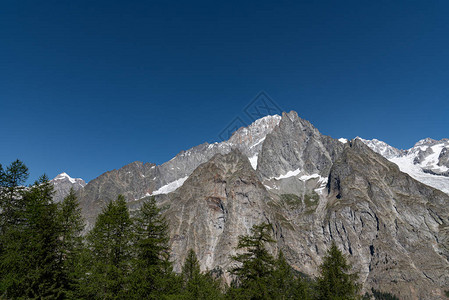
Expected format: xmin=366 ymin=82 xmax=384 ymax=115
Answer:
xmin=1 ymin=1 xmax=448 ymax=183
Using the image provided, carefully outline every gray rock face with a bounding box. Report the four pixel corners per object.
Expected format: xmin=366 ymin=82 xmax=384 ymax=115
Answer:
xmin=51 ymin=173 xmax=86 ymax=203
xmin=325 ymin=140 xmax=449 ymax=299
xmin=257 ymin=111 xmax=344 ymax=179
xmin=439 ymin=147 xmax=449 ymax=168
xmin=161 ymin=150 xmax=276 ymax=274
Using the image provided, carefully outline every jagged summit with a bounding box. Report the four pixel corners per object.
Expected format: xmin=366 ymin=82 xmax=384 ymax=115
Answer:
xmin=355 ymin=137 xmax=404 ymax=159
xmin=53 ymin=172 xmax=84 ymax=184
xmin=50 ymin=172 xmax=86 ymax=203
xmin=414 ymin=137 xmax=438 ymax=147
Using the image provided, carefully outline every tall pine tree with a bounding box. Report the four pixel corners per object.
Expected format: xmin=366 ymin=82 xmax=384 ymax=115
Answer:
xmin=0 ymin=160 xmax=30 ymax=297
xmin=84 ymin=195 xmax=133 ymax=299
xmin=0 ymin=160 xmax=29 ymax=229
xmin=56 ymin=188 xmax=85 ymax=299
xmin=316 ymin=241 xmax=360 ymax=300
xmin=179 ymin=249 xmax=223 ymax=300
xmin=1 ymin=173 xmax=65 ymax=299
xmin=229 ymin=222 xmax=276 ymax=300
xmin=271 ymin=251 xmax=298 ymax=299
xmin=129 ymin=196 xmax=179 ymax=299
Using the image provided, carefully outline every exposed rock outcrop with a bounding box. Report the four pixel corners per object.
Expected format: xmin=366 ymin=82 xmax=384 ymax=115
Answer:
xmin=51 ymin=172 xmax=86 ymax=203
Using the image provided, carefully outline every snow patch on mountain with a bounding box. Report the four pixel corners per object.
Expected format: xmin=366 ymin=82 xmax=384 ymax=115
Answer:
xmin=274 ymin=169 xmax=301 ymax=180
xmin=299 ymin=173 xmax=321 ymax=181
xmin=154 ymin=114 xmax=282 ymax=194
xmin=249 ymin=154 xmax=258 ymax=170
xmin=53 ymin=172 xmax=78 ymax=184
xmin=151 ymin=176 xmax=189 ymax=196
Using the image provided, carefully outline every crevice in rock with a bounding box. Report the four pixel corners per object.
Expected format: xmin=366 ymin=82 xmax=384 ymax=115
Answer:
xmin=374 ymin=213 xmax=380 ymax=231
xmin=422 ymin=272 xmax=435 ymax=283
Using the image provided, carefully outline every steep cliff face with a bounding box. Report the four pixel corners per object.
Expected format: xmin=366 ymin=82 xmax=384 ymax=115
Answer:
xmin=325 ymin=139 xmax=449 ymax=299
xmin=160 ymin=150 xmax=276 ymax=274
xmin=257 ymin=111 xmax=344 ymax=180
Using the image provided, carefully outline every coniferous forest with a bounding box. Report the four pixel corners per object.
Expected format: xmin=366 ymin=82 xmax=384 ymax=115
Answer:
xmin=0 ymin=160 xmax=397 ymax=300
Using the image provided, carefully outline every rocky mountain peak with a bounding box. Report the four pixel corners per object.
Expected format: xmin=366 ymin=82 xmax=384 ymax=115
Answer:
xmin=228 ymin=114 xmax=281 ymax=146
xmin=355 ymin=137 xmax=404 ymax=159
xmin=257 ymin=112 xmax=344 ymax=180
xmin=51 ymin=172 xmax=86 ymax=202
xmin=414 ymin=137 xmax=439 ymax=147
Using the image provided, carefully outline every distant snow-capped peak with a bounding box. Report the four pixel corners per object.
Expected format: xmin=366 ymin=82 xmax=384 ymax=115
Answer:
xmin=227 ymin=114 xmax=281 ymax=148
xmin=52 ymin=172 xmax=86 ymax=186
xmin=358 ymin=137 xmax=449 ymax=194
xmin=50 ymin=172 xmax=86 ymax=202
xmin=355 ymin=137 xmax=404 ymax=159
xmin=175 ymin=114 xmax=282 ymax=171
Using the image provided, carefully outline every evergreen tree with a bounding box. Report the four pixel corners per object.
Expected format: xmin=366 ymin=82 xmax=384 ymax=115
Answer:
xmin=0 ymin=160 xmax=29 ymax=228
xmin=0 ymin=160 xmax=29 ymax=279
xmin=316 ymin=241 xmax=360 ymax=300
xmin=84 ymin=195 xmax=133 ymax=299
xmin=293 ymin=274 xmax=313 ymax=300
xmin=0 ymin=174 xmax=65 ymax=299
xmin=128 ymin=196 xmax=180 ymax=299
xmin=179 ymin=249 xmax=223 ymax=300
xmin=271 ymin=250 xmax=297 ymax=299
xmin=228 ymin=222 xmax=276 ymax=299
xmin=56 ymin=188 xmax=85 ymax=299
xmin=182 ymin=249 xmax=201 ymax=283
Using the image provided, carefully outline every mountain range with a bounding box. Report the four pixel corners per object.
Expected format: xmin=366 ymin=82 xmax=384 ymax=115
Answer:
xmin=51 ymin=111 xmax=449 ymax=299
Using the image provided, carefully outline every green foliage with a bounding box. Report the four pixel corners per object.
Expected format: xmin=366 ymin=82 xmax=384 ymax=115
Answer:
xmin=57 ymin=188 xmax=86 ymax=299
xmin=304 ymin=192 xmax=319 ymax=208
xmin=179 ymin=249 xmax=223 ymax=299
xmin=83 ymin=195 xmax=133 ymax=299
xmin=0 ymin=167 xmax=65 ymax=298
xmin=128 ymin=196 xmax=179 ymax=299
xmin=0 ymin=160 xmax=29 ymax=228
xmin=272 ymin=251 xmax=300 ymax=299
xmin=369 ymin=288 xmax=400 ymax=300
xmin=228 ymin=223 xmax=277 ymax=299
xmin=182 ymin=249 xmax=201 ymax=283
xmin=316 ymin=241 xmax=360 ymax=300
xmin=280 ymin=194 xmax=302 ymax=208
xmin=280 ymin=192 xmax=319 ymax=211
